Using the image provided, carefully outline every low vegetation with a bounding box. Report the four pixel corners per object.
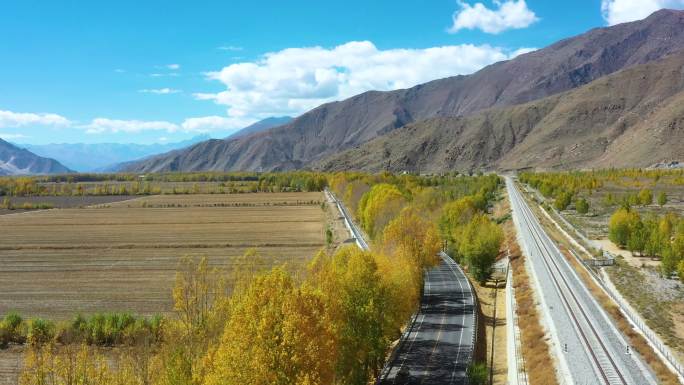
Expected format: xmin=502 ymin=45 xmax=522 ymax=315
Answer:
xmin=0 ymin=171 xmax=328 ymax=197
xmin=608 ymin=208 xmax=684 ymax=278
xmin=12 ymin=171 xmax=504 ymax=385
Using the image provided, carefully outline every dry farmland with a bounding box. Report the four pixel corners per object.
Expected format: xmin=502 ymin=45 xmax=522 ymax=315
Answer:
xmin=0 ymin=192 xmax=326 ymax=319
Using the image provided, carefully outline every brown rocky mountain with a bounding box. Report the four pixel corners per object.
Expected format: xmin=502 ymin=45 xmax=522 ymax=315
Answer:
xmin=125 ymin=9 xmax=684 ymax=173
xmin=318 ymin=51 xmax=684 ymax=172
xmin=0 ymin=139 xmax=72 ymax=175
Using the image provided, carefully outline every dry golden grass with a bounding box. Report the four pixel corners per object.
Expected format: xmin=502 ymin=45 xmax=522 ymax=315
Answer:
xmin=0 ymin=192 xmax=326 ymax=320
xmin=507 ymin=230 xmax=559 ymax=385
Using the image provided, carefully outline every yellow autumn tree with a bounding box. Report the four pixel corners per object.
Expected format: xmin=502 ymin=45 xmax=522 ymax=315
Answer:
xmin=357 ymin=184 xmax=406 ymax=238
xmin=203 ymin=268 xmax=336 ymax=385
xmin=307 ymin=247 xmax=390 ymax=385
xmin=20 ymin=344 xmax=116 ymax=385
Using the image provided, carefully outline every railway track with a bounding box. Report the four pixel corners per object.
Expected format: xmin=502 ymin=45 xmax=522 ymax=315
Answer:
xmin=507 ymin=178 xmax=656 ymax=385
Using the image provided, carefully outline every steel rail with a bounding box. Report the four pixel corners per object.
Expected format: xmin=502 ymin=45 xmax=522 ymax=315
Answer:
xmin=511 ymin=183 xmax=628 ymax=385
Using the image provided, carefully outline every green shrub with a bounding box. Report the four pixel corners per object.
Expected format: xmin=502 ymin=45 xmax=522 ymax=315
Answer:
xmin=658 ymin=191 xmax=668 ymax=207
xmin=4 ymin=312 xmax=23 ymax=331
xmin=2 ymin=311 xmax=26 ymax=344
xmin=325 ymin=227 xmax=333 ymax=246
xmin=554 ymin=191 xmax=573 ymax=211
xmin=575 ymin=197 xmax=589 ymax=214
xmin=468 ymin=362 xmax=488 ymax=385
xmin=638 ymin=189 xmax=653 ymax=206
xmin=27 ymin=318 xmax=55 ymax=346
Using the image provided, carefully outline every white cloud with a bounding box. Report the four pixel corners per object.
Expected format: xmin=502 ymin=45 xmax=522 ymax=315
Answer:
xmin=601 ymin=0 xmax=684 ymax=25
xmin=139 ymin=88 xmax=181 ymax=94
xmin=0 ymin=110 xmax=71 ymax=128
xmin=217 ymin=45 xmax=244 ymax=51
xmin=166 ymin=64 xmax=181 ymax=70
xmin=449 ymin=0 xmax=539 ymax=34
xmin=0 ymin=133 xmax=29 ymax=140
xmin=83 ymin=118 xmax=180 ymax=134
xmin=181 ymin=116 xmax=253 ymax=132
xmin=114 ymin=69 xmax=126 ymax=73
xmin=197 ymin=40 xmax=529 ymax=119
xmin=150 ymin=73 xmax=180 ymax=77
xmin=81 ymin=116 xmax=253 ymax=135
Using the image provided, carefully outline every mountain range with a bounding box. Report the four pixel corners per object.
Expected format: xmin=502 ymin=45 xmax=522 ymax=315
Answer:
xmin=122 ymin=9 xmax=684 ymax=174
xmin=12 ymin=116 xmax=292 ymax=173
xmin=18 ymin=135 xmax=211 ymax=172
xmin=0 ymin=138 xmax=72 ymax=176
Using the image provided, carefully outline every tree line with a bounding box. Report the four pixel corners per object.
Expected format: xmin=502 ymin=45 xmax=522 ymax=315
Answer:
xmin=0 ymin=171 xmax=328 ymax=197
xmin=609 ymin=208 xmax=684 ymax=279
xmin=15 ymin=172 xmax=504 ymax=385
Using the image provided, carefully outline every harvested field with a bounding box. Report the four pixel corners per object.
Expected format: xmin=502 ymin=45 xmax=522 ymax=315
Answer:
xmin=0 ymin=192 xmax=325 ymax=319
xmin=0 ymin=195 xmax=138 ymax=216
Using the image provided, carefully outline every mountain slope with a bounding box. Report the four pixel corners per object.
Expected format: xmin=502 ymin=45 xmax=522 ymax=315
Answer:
xmin=225 ymin=116 xmax=292 ymax=140
xmin=0 ymin=139 xmax=72 ymax=175
xmin=318 ymin=50 xmax=684 ymax=172
xmin=126 ymin=9 xmax=684 ymax=173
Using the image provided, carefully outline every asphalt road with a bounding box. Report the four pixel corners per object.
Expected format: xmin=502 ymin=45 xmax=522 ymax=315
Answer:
xmin=377 ymin=253 xmax=476 ymax=385
xmin=325 ymin=188 xmax=370 ymax=250
xmin=327 ymin=188 xmax=477 ymax=384
xmin=506 ymin=177 xmax=657 ymax=385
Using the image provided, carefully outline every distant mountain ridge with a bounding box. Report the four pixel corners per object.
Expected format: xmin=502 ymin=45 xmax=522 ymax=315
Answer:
xmin=19 ymin=135 xmax=211 ymax=172
xmin=122 ymin=9 xmax=684 ymax=173
xmin=226 ymin=116 xmax=292 ymax=140
xmin=0 ymin=138 xmax=72 ymax=175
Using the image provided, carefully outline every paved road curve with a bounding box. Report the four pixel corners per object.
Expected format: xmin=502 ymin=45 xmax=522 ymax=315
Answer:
xmin=377 ymin=253 xmax=476 ymax=385
xmin=326 ymin=189 xmax=477 ymax=384
xmin=507 ymin=177 xmax=657 ymax=385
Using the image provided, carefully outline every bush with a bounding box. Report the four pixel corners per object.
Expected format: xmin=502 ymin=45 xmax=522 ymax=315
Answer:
xmin=554 ymin=191 xmax=573 ymax=211
xmin=468 ymin=362 xmax=488 ymax=385
xmin=27 ymin=318 xmax=55 ymax=346
xmin=608 ymin=208 xmax=640 ymax=247
xmin=575 ymin=197 xmax=589 ymax=214
xmin=3 ymin=311 xmax=26 ymax=344
xmin=458 ymin=215 xmax=503 ymax=283
xmin=658 ymin=191 xmax=668 ymax=207
xmin=638 ymin=189 xmax=653 ymax=206
xmin=325 ymin=227 xmax=333 ymax=246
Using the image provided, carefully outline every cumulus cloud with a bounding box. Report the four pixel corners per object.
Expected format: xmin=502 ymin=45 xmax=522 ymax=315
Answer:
xmin=196 ymin=40 xmax=529 ymax=119
xmin=449 ymin=0 xmax=539 ymax=34
xmin=166 ymin=64 xmax=181 ymax=70
xmin=601 ymin=0 xmax=684 ymax=25
xmin=181 ymin=116 xmax=253 ymax=132
xmin=0 ymin=110 xmax=71 ymax=128
xmin=139 ymin=88 xmax=181 ymax=94
xmin=83 ymin=118 xmax=180 ymax=134
xmin=0 ymin=133 xmax=29 ymax=140
xmin=81 ymin=116 xmax=254 ymax=134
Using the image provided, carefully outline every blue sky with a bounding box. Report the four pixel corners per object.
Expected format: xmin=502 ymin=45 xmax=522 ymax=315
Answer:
xmin=0 ymin=0 xmax=680 ymax=144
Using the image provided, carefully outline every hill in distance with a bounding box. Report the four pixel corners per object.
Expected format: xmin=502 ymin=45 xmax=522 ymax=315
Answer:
xmin=19 ymin=135 xmax=211 ymax=172
xmin=124 ymin=9 xmax=684 ymax=173
xmin=225 ymin=116 xmax=292 ymax=140
xmin=0 ymin=138 xmax=72 ymax=175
